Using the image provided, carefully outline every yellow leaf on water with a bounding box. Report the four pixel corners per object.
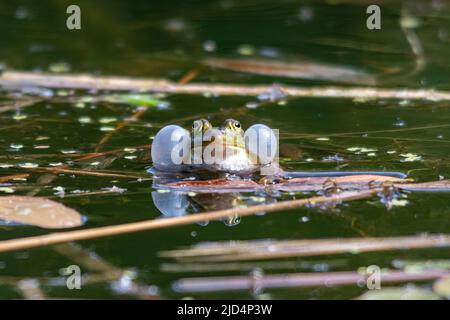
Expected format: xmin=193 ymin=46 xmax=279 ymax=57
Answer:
xmin=0 ymin=196 xmax=83 ymax=229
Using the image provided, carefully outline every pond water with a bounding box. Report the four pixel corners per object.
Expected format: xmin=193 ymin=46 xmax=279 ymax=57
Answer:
xmin=0 ymin=0 xmax=450 ymax=299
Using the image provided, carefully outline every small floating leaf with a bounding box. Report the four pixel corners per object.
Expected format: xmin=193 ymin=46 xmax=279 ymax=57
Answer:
xmin=60 ymin=149 xmax=78 ymax=154
xmin=390 ymin=198 xmax=409 ymax=207
xmin=49 ymin=162 xmax=64 ymax=167
xmin=237 ymin=44 xmax=255 ymax=56
xmin=35 ymin=136 xmax=50 ymax=141
xmin=98 ymin=117 xmax=117 ymax=124
xmin=18 ymin=162 xmax=39 ymax=168
xmin=102 ymin=94 xmax=164 ymax=107
xmin=33 ymin=145 xmax=50 ymax=149
xmin=347 ymin=147 xmax=376 ymax=152
xmin=400 ymin=153 xmax=422 ymax=162
xmin=48 ymin=62 xmax=71 ymax=73
xmin=10 ymin=143 xmax=24 ymax=150
xmin=0 ymin=196 xmax=83 ymax=229
xmin=13 ymin=114 xmax=27 ymax=120
xmin=99 ymin=126 xmax=115 ymax=132
xmin=101 ymin=186 xmax=127 ymax=193
xmin=0 ymin=187 xmax=15 ymax=194
xmin=400 ymin=11 xmax=421 ymax=29
xmin=78 ymin=116 xmax=92 ymax=124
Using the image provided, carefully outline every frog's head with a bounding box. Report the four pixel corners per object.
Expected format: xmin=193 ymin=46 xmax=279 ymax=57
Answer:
xmin=218 ymin=118 xmax=246 ymax=150
xmin=191 ymin=118 xmax=246 ymax=152
xmin=191 ymin=118 xmax=213 ymax=148
xmin=191 ymin=118 xmax=212 ymax=137
xmin=189 ymin=118 xmax=253 ymax=173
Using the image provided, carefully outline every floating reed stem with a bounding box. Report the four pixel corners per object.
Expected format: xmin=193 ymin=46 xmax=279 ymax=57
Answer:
xmin=2 ymin=71 xmax=450 ymax=100
xmin=0 ymin=188 xmax=379 ymax=253
xmin=173 ymin=269 xmax=450 ymax=293
xmin=32 ymin=167 xmax=149 ymax=179
xmin=161 ymin=234 xmax=450 ymax=262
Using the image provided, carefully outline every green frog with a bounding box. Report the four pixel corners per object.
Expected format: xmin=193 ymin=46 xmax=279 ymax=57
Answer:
xmin=150 ymin=118 xmax=406 ymax=180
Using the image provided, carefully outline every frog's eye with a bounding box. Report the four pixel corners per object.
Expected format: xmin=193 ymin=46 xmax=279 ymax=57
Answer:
xmin=234 ymin=121 xmax=241 ymax=129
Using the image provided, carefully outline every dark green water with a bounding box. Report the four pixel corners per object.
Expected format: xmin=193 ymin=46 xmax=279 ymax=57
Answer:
xmin=0 ymin=0 xmax=450 ymax=299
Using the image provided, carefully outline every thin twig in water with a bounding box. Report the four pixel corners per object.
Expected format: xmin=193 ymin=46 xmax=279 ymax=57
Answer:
xmin=2 ymin=71 xmax=450 ymax=100
xmin=72 ymin=145 xmax=149 ymax=162
xmin=32 ymin=167 xmax=149 ymax=179
xmin=160 ymin=259 xmax=348 ymax=273
xmin=54 ymin=243 xmax=160 ymax=300
xmin=283 ymin=123 xmax=450 ymax=139
xmin=0 ymin=97 xmax=44 ymax=113
xmin=0 ymin=173 xmax=30 ymax=182
xmin=173 ymin=269 xmax=450 ymax=293
xmin=178 ymin=66 xmax=203 ymax=84
xmin=95 ymin=107 xmax=149 ymax=152
xmin=48 ymin=190 xmax=145 ymax=199
xmin=400 ymin=8 xmax=426 ymax=74
xmin=0 ymin=188 xmax=381 ymax=253
xmin=160 ymin=234 xmax=450 ymax=262
xmin=203 ymin=57 xmax=376 ymax=85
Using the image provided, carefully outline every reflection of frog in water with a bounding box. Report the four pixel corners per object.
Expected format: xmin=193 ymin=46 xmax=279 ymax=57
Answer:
xmin=151 ymin=190 xmax=267 ymax=227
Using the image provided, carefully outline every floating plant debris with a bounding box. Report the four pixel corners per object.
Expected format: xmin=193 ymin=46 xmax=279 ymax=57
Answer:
xmin=99 ymin=117 xmax=117 ymax=124
xmin=101 ymin=94 xmax=165 ymax=107
xmin=400 ymin=153 xmax=422 ymax=162
xmin=203 ymin=57 xmax=376 ymax=84
xmin=99 ymin=126 xmax=115 ymax=132
xmin=0 ymin=196 xmax=83 ymax=229
xmin=78 ymin=116 xmax=92 ymax=124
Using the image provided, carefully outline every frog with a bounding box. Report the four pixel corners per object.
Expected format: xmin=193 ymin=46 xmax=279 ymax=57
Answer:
xmin=150 ymin=118 xmax=274 ymax=176
xmin=150 ymin=118 xmax=406 ymax=180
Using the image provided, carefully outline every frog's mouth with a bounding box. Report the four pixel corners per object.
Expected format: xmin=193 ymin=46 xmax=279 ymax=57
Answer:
xmin=216 ymin=129 xmax=246 ymax=150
